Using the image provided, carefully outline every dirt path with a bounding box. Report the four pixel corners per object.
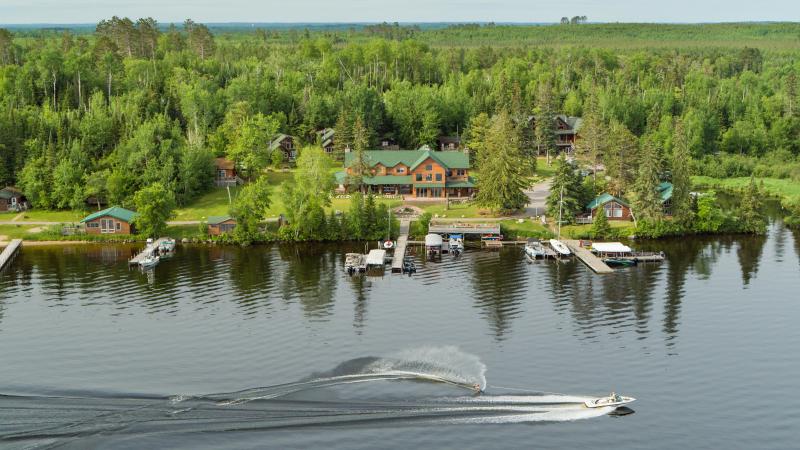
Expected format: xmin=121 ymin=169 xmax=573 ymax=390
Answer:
xmin=11 ymin=213 xmax=24 ymax=222
xmin=524 ymin=179 xmax=552 ymax=217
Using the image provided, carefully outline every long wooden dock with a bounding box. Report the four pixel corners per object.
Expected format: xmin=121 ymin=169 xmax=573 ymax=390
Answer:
xmin=563 ymin=239 xmax=614 ymax=274
xmin=129 ymin=238 xmax=170 ymax=265
xmin=391 ymin=219 xmax=411 ymax=274
xmin=0 ymin=239 xmax=23 ymax=272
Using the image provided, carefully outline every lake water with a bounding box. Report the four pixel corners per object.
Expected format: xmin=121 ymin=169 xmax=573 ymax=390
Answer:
xmin=1 ymin=221 xmax=799 ymax=449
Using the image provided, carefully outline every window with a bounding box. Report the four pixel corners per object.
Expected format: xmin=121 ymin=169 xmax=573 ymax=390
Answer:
xmin=396 ymin=168 xmax=405 ymax=174
xmin=116 ymin=222 xmax=121 ymax=230
xmin=446 ymin=170 xmax=452 ymax=177
xmin=425 ymin=164 xmax=432 ymax=171
xmin=457 ymin=169 xmax=466 ymax=176
xmin=604 ymin=202 xmax=624 ymax=218
xmin=416 ymin=174 xmax=422 ymax=181
xmin=425 ymin=174 xmax=432 ymax=181
xmin=87 ymin=222 xmax=99 ymax=228
xmin=435 ymin=173 xmax=442 ymax=181
xmin=218 ymin=170 xmax=226 ymax=179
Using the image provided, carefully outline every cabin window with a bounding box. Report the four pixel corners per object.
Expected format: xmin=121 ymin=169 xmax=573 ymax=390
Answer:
xmin=381 ymin=140 xmax=389 ymax=147
xmin=396 ymin=167 xmax=405 ymax=174
xmin=10 ymin=197 xmax=17 ymax=206
xmin=416 ymin=174 xmax=422 ymax=181
xmin=604 ymin=202 xmax=624 ymax=218
xmin=425 ymin=174 xmax=432 ymax=181
xmin=435 ymin=173 xmax=442 ymax=181
xmin=457 ymin=169 xmax=466 ymax=176
xmin=87 ymin=222 xmax=99 ymax=228
xmin=446 ymin=169 xmax=452 ymax=177
xmin=116 ymin=222 xmax=121 ymax=230
xmin=425 ymin=164 xmax=432 ymax=171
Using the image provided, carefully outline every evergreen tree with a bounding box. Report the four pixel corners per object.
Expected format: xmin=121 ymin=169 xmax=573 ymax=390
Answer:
xmin=534 ymin=81 xmax=557 ymax=165
xmin=631 ymin=141 xmax=663 ymax=224
xmin=603 ymin=120 xmax=638 ymax=197
xmin=349 ymin=116 xmax=371 ymax=191
xmin=475 ymin=112 xmax=529 ymax=212
xmin=465 ymin=112 xmax=491 ymax=170
xmin=574 ymin=92 xmax=607 ymax=192
xmin=671 ymin=118 xmax=694 ymax=226
xmin=738 ymin=175 xmax=767 ymax=234
xmin=590 ymin=205 xmax=612 ymax=239
xmin=333 ymin=109 xmax=352 ymax=157
xmin=546 ymin=155 xmax=584 ymax=224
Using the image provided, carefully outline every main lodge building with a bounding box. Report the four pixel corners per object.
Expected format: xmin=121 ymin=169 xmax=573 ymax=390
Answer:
xmin=336 ymin=149 xmax=475 ymax=199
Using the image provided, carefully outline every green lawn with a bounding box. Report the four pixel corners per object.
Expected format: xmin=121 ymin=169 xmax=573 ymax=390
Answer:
xmin=535 ymin=156 xmax=558 ymax=179
xmin=692 ymin=176 xmax=800 ymax=201
xmin=559 ymin=220 xmax=635 ymax=239
xmin=0 ymin=224 xmax=46 ymax=239
xmin=8 ymin=210 xmax=85 ymax=223
xmin=500 ymin=220 xmax=553 ymax=239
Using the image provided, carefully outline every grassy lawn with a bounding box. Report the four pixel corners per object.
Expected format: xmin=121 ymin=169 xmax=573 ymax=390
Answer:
xmin=8 ymin=210 xmax=85 ymax=223
xmin=559 ymin=220 xmax=635 ymax=239
xmin=693 ymin=176 xmax=800 ymax=201
xmin=500 ymin=220 xmax=553 ymax=239
xmin=0 ymin=224 xmax=48 ymax=240
xmin=535 ymin=156 xmax=558 ymax=179
xmin=421 ymin=201 xmax=494 ymax=218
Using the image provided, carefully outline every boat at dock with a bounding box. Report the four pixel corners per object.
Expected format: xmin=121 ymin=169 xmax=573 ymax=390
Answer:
xmin=590 ymin=242 xmax=665 ymax=266
xmin=344 ymin=253 xmax=367 ymax=275
xmin=448 ymin=235 xmax=464 ymax=256
xmin=549 ymin=239 xmax=572 ymax=256
xmin=524 ymin=238 xmax=546 ymax=259
xmin=159 ymin=238 xmax=176 ymax=253
xmin=139 ymin=255 xmax=160 ymax=269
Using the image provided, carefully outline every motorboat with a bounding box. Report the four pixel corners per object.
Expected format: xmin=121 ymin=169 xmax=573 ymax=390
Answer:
xmin=584 ymin=392 xmax=636 ymax=408
xmin=139 ymin=255 xmax=160 ymax=269
xmin=159 ymin=238 xmax=176 ymax=253
xmin=524 ymin=238 xmax=546 ymax=259
xmin=402 ymin=260 xmax=417 ymax=275
xmin=449 ymin=235 xmax=464 ymax=255
xmin=604 ymin=258 xmax=637 ymax=267
xmin=549 ymin=239 xmax=572 ymax=256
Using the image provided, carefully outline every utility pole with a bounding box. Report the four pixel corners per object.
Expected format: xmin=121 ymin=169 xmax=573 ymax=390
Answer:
xmin=557 ymin=184 xmax=564 ymax=239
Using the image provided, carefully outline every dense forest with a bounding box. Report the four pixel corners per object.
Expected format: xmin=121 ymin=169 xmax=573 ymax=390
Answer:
xmin=0 ymin=21 xmax=798 ymax=229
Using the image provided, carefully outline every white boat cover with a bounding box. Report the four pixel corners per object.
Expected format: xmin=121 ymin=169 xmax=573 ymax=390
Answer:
xmin=592 ymin=242 xmax=632 ymax=253
xmin=425 ymin=233 xmax=443 ymax=247
xmin=366 ymin=249 xmax=386 ymax=266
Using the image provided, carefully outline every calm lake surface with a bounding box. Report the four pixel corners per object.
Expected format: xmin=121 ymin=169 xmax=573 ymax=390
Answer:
xmin=1 ymin=221 xmax=799 ymax=449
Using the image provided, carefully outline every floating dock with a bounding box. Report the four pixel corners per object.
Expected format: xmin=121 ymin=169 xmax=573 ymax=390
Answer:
xmin=129 ymin=238 xmax=171 ymax=265
xmin=391 ymin=219 xmax=411 ymax=274
xmin=0 ymin=239 xmax=22 ymax=272
xmin=563 ymin=240 xmax=615 ymax=274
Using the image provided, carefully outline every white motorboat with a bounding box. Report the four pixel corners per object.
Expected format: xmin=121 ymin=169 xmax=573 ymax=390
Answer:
xmin=159 ymin=238 xmax=176 ymax=252
xmin=549 ymin=239 xmax=572 ymax=256
xmin=449 ymin=235 xmax=464 ymax=254
xmin=584 ymin=392 xmax=636 ymax=408
xmin=524 ymin=238 xmax=546 ymax=258
xmin=139 ymin=255 xmax=160 ymax=269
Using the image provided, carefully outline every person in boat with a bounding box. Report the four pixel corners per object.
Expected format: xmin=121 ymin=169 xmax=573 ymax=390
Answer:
xmin=472 ymin=383 xmax=482 ymax=392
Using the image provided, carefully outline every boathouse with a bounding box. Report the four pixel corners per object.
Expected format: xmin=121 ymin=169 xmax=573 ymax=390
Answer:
xmin=0 ymin=187 xmax=27 ymax=212
xmin=80 ymin=206 xmax=137 ymax=235
xmin=336 ymin=149 xmax=475 ymax=199
xmin=207 ymin=216 xmax=237 ymax=236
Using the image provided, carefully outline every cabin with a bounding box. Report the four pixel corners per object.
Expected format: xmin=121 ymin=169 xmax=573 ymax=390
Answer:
xmin=317 ymin=128 xmax=336 ymax=154
xmin=584 ymin=182 xmax=674 ymax=222
xmin=336 ymin=149 xmax=475 ymax=199
xmin=214 ymin=157 xmax=241 ymax=186
xmin=378 ymin=137 xmax=400 ymax=150
xmin=270 ymin=134 xmax=297 ymax=161
xmin=437 ymin=135 xmax=463 ymax=151
xmin=527 ymin=114 xmax=583 ymax=153
xmin=207 ymin=216 xmax=237 ymax=236
xmin=80 ymin=206 xmax=137 ymax=235
xmin=0 ymin=187 xmax=27 ymax=213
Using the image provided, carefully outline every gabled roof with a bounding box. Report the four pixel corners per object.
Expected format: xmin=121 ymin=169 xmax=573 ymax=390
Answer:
xmin=344 ymin=150 xmax=470 ymax=170
xmin=208 ymin=215 xmax=235 ymax=225
xmin=268 ymin=134 xmax=293 ymax=151
xmin=0 ymin=187 xmax=23 ymax=200
xmin=80 ymin=206 xmax=137 ymax=223
xmin=587 ymin=193 xmax=629 ymax=210
xmin=214 ymin=157 xmax=235 ymax=170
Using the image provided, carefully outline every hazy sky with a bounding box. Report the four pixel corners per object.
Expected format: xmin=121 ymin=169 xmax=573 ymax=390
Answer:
xmin=1 ymin=0 xmax=798 ymax=24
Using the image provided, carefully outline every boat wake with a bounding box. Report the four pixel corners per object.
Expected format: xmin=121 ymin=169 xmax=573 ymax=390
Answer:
xmin=0 ymin=347 xmax=621 ymax=447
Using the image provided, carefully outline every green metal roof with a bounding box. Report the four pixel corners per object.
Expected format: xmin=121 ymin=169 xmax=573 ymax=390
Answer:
xmin=446 ymin=177 xmax=476 ymax=188
xmin=587 ymin=193 xmax=629 ymax=210
xmin=364 ymin=175 xmax=413 ymax=185
xmin=80 ymin=206 xmax=137 ymax=223
xmin=0 ymin=187 xmax=22 ymax=200
xmin=658 ymin=182 xmax=674 ymax=202
xmin=344 ymin=150 xmax=470 ymax=170
xmin=208 ymin=216 xmax=235 ymax=225
xmin=414 ymin=183 xmax=446 ymax=188
xmin=334 ymin=171 xmax=347 ymax=184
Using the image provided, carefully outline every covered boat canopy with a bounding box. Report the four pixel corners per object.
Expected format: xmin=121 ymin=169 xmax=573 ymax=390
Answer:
xmin=425 ymin=233 xmax=443 ymax=247
xmin=592 ymin=242 xmax=632 ymax=253
xmin=366 ymin=249 xmax=387 ymax=266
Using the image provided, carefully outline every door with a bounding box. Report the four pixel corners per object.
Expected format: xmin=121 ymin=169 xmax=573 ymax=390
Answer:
xmin=100 ymin=219 xmax=114 ymax=233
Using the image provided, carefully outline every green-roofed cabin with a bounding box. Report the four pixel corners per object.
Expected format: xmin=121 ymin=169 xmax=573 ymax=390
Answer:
xmin=338 ymin=149 xmax=475 ymax=199
xmin=586 ymin=193 xmax=632 ymax=221
xmin=207 ymin=216 xmax=237 ymax=236
xmin=0 ymin=187 xmax=27 ymax=213
xmin=80 ymin=206 xmax=137 ymax=234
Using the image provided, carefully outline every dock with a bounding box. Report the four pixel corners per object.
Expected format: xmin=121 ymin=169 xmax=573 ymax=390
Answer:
xmin=391 ymin=219 xmax=410 ymax=274
xmin=129 ymin=238 xmax=171 ymax=265
xmin=428 ymin=222 xmax=501 ymax=236
xmin=0 ymin=239 xmax=23 ymax=272
xmin=563 ymin=240 xmax=614 ymax=274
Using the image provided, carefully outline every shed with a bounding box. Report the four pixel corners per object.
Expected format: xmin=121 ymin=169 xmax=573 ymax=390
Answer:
xmin=207 ymin=216 xmax=237 ymax=236
xmin=0 ymin=187 xmax=26 ymax=212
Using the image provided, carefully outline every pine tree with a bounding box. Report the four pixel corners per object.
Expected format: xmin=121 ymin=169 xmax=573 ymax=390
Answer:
xmin=738 ymin=175 xmax=766 ymax=234
xmin=333 ymin=109 xmax=352 ymax=157
xmin=349 ymin=116 xmax=371 ymax=192
xmin=590 ymin=205 xmax=611 ymax=239
xmin=574 ymin=92 xmax=607 ymax=192
xmin=631 ymin=140 xmax=663 ymax=224
xmin=603 ymin=120 xmax=638 ymax=197
xmin=534 ymin=81 xmax=557 ymax=165
xmin=671 ymin=119 xmax=694 ymax=226
xmin=546 ymin=154 xmax=584 ymax=224
xmin=474 ymin=112 xmax=530 ymax=212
